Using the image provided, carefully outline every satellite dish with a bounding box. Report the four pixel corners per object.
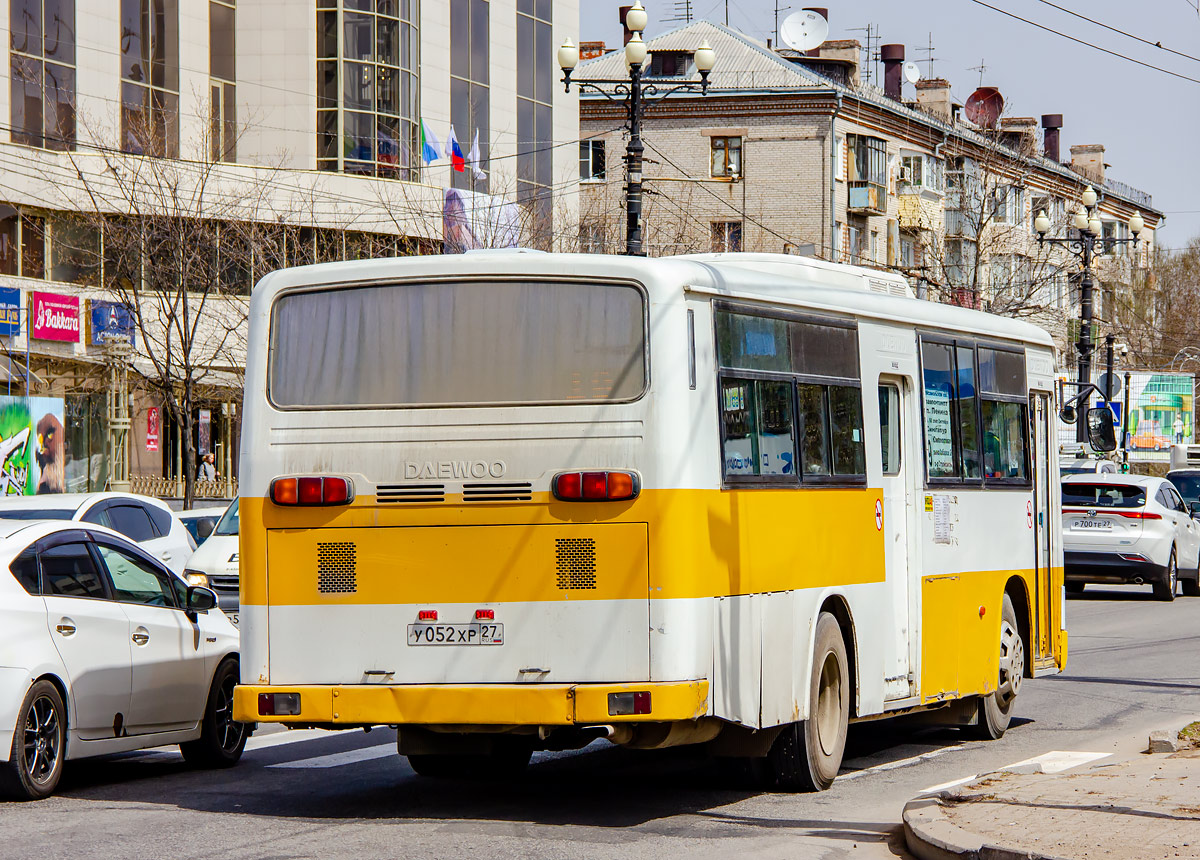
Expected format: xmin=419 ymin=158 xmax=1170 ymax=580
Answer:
xmin=779 ymin=9 xmax=829 ymax=52
xmin=903 ymin=61 xmax=922 ymax=84
xmin=964 ymin=86 xmax=1004 ymax=128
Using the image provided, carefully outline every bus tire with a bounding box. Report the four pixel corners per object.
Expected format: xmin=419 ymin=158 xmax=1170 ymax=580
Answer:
xmin=970 ymin=594 xmax=1023 ymax=740
xmin=765 ymin=612 xmax=849 ymax=792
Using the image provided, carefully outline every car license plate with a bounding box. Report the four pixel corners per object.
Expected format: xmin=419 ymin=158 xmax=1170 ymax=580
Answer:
xmin=226 ymin=612 xmax=239 ymax=626
xmin=408 ymin=623 xmax=503 ymax=646
xmin=1072 ymin=519 xmax=1112 ymax=531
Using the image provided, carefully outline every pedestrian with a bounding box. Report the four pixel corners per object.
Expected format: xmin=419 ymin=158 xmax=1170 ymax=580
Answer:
xmin=1174 ymin=415 xmax=1184 ymax=444
xmin=197 ymin=452 xmax=218 ymax=481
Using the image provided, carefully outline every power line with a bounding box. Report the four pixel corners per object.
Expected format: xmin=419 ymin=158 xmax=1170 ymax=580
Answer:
xmin=964 ymin=0 xmax=1200 ymax=86
xmin=1031 ymin=0 xmax=1200 ymax=65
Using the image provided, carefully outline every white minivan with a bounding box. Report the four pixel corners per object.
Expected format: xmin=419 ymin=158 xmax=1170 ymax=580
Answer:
xmin=183 ymin=499 xmax=239 ymax=622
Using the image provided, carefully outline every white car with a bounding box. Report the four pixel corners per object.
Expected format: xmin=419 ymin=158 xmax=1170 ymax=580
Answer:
xmin=183 ymin=499 xmax=240 ymax=622
xmin=1062 ymin=474 xmax=1200 ymax=600
xmin=0 ymin=520 xmax=245 ymax=800
xmin=1060 ymin=457 xmax=1117 ymax=476
xmin=0 ymin=493 xmax=195 ymax=576
xmin=177 ymin=505 xmax=229 ymax=547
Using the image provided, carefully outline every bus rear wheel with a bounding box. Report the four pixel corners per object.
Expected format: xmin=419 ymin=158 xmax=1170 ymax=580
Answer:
xmin=970 ymin=593 xmax=1023 ymax=740
xmin=763 ymin=612 xmax=849 ymax=792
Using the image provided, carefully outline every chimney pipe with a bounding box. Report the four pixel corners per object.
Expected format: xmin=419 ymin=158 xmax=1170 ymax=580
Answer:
xmin=802 ymin=8 xmax=828 ymax=57
xmin=619 ymin=5 xmax=632 ymax=45
xmin=1041 ymin=113 xmax=1063 ymax=163
xmin=881 ymin=44 xmax=904 ymax=101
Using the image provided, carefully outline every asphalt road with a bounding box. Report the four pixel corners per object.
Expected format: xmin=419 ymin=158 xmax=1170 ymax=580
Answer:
xmin=7 ymin=583 xmax=1198 ymax=860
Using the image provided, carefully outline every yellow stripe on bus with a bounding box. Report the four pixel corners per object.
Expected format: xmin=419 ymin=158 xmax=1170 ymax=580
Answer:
xmin=238 ymin=488 xmax=888 ymax=606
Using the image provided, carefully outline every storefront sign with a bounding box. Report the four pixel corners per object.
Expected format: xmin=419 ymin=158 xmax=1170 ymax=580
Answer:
xmin=0 ymin=287 xmax=20 ymax=337
xmin=89 ymin=300 xmax=136 ymax=347
xmin=146 ymin=407 xmax=160 ymax=452
xmin=198 ymin=408 xmax=212 ymax=456
xmin=31 ymin=291 xmax=80 ymax=342
xmin=0 ymin=396 xmax=66 ymax=495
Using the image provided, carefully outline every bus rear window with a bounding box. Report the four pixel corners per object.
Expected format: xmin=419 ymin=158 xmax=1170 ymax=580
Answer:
xmin=1061 ymin=483 xmax=1145 ymax=508
xmin=268 ymin=280 xmax=647 ymax=407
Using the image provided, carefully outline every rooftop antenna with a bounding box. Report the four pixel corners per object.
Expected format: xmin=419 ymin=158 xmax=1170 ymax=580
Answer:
xmin=968 ymin=58 xmax=988 ymax=87
xmin=916 ymin=32 xmax=937 ymax=78
xmin=849 ymin=23 xmax=879 ymax=84
xmin=774 ymin=0 xmax=792 ymax=47
xmin=664 ymin=0 xmax=693 ymax=23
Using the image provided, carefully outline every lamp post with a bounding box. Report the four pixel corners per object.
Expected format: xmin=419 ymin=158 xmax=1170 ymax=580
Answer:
xmin=558 ymin=2 xmax=716 ymax=256
xmin=1035 ymin=187 xmax=1144 ymax=440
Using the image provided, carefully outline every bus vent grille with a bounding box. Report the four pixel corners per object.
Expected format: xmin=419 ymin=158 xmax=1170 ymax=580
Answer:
xmin=464 ymin=482 xmax=533 ymax=502
xmin=317 ymin=542 xmax=357 ymax=593
xmin=555 ymin=538 xmax=597 ymax=590
xmin=377 ymin=484 xmax=445 ymax=503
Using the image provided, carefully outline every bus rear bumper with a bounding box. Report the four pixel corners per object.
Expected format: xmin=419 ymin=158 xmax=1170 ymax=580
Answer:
xmin=233 ymin=680 xmax=710 ymax=727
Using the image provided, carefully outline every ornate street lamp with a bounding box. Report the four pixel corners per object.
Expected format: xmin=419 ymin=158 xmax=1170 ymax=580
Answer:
xmin=1035 ymin=186 xmax=1144 ymax=439
xmin=559 ymin=4 xmax=716 ymax=256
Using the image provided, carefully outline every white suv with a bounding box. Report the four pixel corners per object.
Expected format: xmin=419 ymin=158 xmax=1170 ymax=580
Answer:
xmin=1062 ymin=474 xmax=1200 ymax=600
xmin=0 ymin=520 xmax=244 ymax=800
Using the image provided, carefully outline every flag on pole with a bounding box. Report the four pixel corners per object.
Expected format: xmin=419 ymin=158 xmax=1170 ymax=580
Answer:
xmin=420 ymin=119 xmax=441 ymax=164
xmin=468 ymin=129 xmax=487 ymax=181
xmin=445 ymin=125 xmax=466 ymax=172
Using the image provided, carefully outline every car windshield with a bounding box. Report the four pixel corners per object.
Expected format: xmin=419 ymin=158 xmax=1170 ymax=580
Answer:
xmin=1061 ymin=467 xmax=1099 ymax=475
xmin=0 ymin=509 xmax=74 ymax=520
xmin=1169 ymin=475 xmax=1200 ymax=504
xmin=214 ymin=499 xmax=239 ymax=536
xmin=1061 ymin=483 xmax=1145 ymax=508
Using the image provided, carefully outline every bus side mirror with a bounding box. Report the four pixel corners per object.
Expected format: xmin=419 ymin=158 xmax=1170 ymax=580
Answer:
xmin=1085 ymin=407 xmax=1117 ymax=453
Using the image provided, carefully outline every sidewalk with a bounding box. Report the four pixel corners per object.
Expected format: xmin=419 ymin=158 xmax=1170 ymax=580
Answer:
xmin=903 ymin=724 xmax=1200 ymax=860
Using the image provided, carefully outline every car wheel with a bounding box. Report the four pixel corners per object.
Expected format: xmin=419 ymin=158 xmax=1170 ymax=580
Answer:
xmin=969 ymin=593 xmax=1024 ymax=740
xmin=760 ymin=612 xmax=849 ymax=792
xmin=1153 ymin=549 xmax=1178 ymax=602
xmin=181 ymin=658 xmax=247 ymax=768
xmin=1 ymin=680 xmax=66 ymax=801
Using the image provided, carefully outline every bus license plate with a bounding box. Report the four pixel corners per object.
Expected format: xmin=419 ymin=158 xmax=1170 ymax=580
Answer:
xmin=407 ymin=623 xmax=504 ymax=646
xmin=1072 ymin=519 xmax=1112 ymax=531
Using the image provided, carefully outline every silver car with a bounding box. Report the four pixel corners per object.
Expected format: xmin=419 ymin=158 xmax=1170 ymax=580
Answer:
xmin=1062 ymin=474 xmax=1200 ymax=600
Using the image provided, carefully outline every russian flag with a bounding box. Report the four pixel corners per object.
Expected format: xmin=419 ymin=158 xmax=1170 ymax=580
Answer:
xmin=420 ymin=119 xmax=441 ymax=164
xmin=445 ymin=125 xmax=466 ymax=172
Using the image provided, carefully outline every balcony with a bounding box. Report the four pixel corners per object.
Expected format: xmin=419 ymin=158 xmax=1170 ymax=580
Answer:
xmin=848 ymin=181 xmax=886 ymax=215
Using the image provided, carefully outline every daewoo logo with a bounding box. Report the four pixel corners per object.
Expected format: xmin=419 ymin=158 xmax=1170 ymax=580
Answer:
xmin=403 ymin=460 xmax=507 ymax=480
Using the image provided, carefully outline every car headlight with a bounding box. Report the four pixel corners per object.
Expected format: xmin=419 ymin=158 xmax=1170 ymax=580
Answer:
xmin=184 ymin=570 xmax=209 ymax=587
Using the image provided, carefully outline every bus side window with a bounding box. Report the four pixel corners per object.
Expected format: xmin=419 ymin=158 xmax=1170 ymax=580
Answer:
xmin=797 ymin=384 xmax=830 ymax=476
xmin=879 ymin=384 xmax=901 ymax=475
xmin=757 ymin=381 xmax=795 ymax=476
xmin=722 ymin=379 xmax=759 ymax=476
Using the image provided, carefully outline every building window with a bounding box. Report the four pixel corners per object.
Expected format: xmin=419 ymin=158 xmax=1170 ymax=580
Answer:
xmin=517 ymin=0 xmax=551 ymax=241
xmin=712 ymin=221 xmax=742 ymax=252
xmin=453 ymin=0 xmax=489 ymax=192
xmin=0 ymin=204 xmax=45 ymax=278
xmin=847 ymin=134 xmax=886 ymax=186
xmin=579 ymin=139 xmax=605 ymax=180
xmin=711 ymin=136 xmax=742 ymax=178
xmin=579 ymin=220 xmax=605 ymax=253
xmin=847 ymin=222 xmax=863 ymax=261
xmin=10 ymin=0 xmax=76 ymax=150
xmin=209 ymin=0 xmax=235 ymax=162
xmin=835 ymin=135 xmax=845 ymax=181
xmin=648 ymin=50 xmax=689 ymax=77
xmin=317 ymin=0 xmax=420 ymax=180
xmin=120 ymin=0 xmax=179 ymax=157
xmin=992 ymin=185 xmax=1024 ymax=226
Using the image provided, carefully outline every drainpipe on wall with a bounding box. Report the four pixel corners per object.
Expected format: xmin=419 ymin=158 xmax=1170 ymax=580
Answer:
xmin=829 ymin=92 xmax=843 ymax=261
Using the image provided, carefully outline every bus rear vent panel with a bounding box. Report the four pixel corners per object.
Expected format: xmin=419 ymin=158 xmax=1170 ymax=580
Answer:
xmin=377 ymin=484 xmax=446 ymax=503
xmin=317 ymin=542 xmax=358 ymax=593
xmin=555 ymin=538 xmax=597 ymax=590
xmin=463 ymin=482 xmax=533 ymax=502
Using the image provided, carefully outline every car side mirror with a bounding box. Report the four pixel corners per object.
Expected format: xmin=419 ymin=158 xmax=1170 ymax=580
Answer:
xmin=196 ymin=517 xmax=216 ymax=540
xmin=1085 ymin=407 xmax=1117 ymax=453
xmin=1190 ymin=502 xmax=1200 ymax=518
xmin=186 ymin=585 xmax=218 ymax=615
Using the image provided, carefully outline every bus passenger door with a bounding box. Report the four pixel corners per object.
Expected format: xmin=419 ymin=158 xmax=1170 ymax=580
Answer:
xmin=879 ymin=378 xmax=915 ymax=700
xmin=1030 ymin=392 xmax=1054 ymax=661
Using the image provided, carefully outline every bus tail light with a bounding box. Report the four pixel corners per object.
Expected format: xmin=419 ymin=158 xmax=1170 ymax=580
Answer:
xmin=552 ymin=471 xmax=640 ymax=502
xmin=608 ymin=691 xmax=651 ymax=716
xmin=271 ymin=476 xmax=354 ymax=506
xmin=474 ymin=609 xmax=495 ymax=620
xmin=258 ymin=692 xmax=301 ymax=716
xmin=418 ymin=609 xmax=438 ymax=621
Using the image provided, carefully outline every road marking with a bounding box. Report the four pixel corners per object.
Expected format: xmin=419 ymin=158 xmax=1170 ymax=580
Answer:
xmin=838 ymin=743 xmax=968 ymax=781
xmin=268 ymin=743 xmax=395 ymax=769
xmin=246 ymin=728 xmax=339 ymax=751
xmin=916 ymin=750 xmax=1111 ymax=795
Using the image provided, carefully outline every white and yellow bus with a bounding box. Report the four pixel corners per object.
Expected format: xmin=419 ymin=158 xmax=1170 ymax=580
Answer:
xmin=232 ymin=251 xmax=1066 ymax=790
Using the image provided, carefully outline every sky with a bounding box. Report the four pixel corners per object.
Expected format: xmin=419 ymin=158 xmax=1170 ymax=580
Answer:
xmin=578 ymin=0 xmax=1200 ymax=247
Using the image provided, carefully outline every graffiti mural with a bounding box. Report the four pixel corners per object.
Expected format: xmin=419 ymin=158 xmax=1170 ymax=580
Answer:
xmin=0 ymin=397 xmax=67 ymax=495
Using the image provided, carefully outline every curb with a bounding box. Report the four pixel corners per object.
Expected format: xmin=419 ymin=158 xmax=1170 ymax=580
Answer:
xmin=902 ymin=792 xmax=1071 ymax=860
